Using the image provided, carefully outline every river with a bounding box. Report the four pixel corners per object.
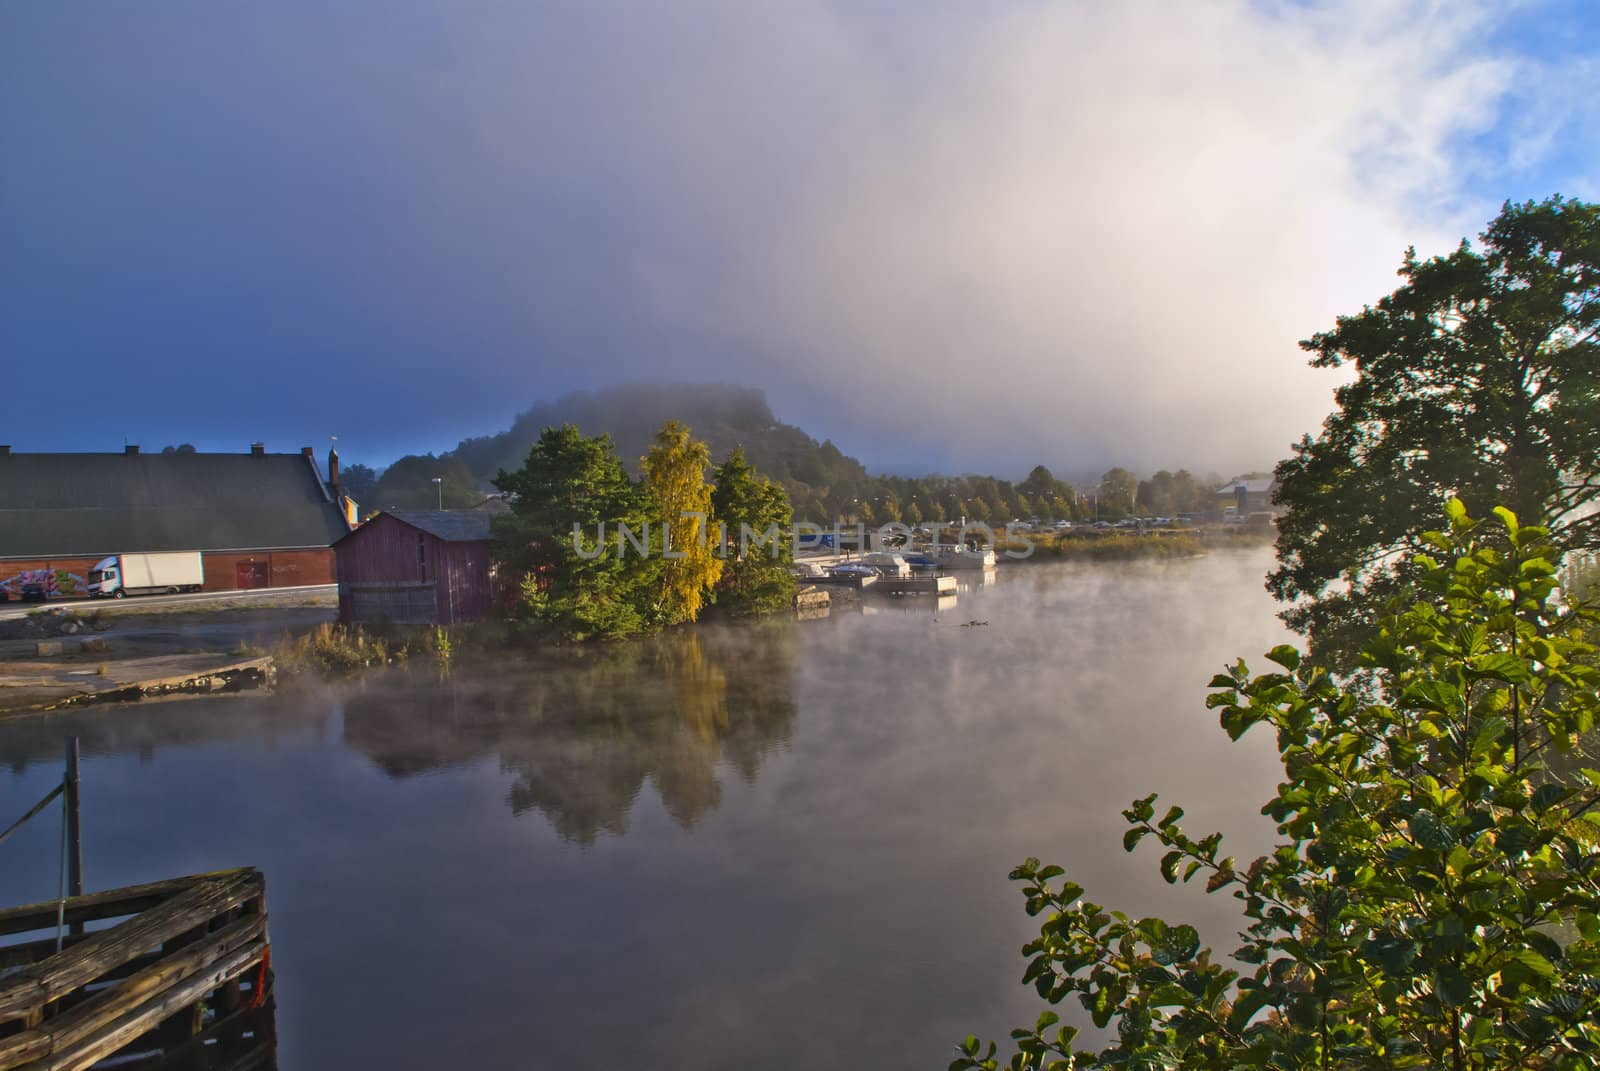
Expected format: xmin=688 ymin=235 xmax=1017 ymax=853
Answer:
xmin=0 ymin=550 xmax=1291 ymax=1069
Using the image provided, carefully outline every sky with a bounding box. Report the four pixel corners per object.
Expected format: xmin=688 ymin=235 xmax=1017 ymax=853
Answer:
xmin=2 ymin=1 xmax=1596 ymax=479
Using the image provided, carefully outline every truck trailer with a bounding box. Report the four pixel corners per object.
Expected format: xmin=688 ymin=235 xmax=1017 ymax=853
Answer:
xmin=87 ymin=552 xmax=205 ymax=598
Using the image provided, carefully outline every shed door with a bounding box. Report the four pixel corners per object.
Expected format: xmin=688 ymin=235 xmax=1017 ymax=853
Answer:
xmin=236 ymin=561 xmax=270 ymax=590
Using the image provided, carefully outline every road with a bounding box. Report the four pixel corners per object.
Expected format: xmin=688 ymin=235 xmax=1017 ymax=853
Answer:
xmin=0 ymin=584 xmax=338 ymax=622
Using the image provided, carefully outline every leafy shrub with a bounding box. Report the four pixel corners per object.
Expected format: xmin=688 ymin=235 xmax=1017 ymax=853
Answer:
xmin=958 ymin=503 xmax=1600 ymax=1070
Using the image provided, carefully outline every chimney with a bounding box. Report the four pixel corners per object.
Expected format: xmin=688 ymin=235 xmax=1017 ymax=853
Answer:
xmin=125 ymin=444 xmax=140 ymax=455
xmin=327 ymin=446 xmax=341 ymax=490
xmin=250 ymin=442 xmax=265 ymax=456
xmin=0 ymin=445 xmax=10 ymax=456
xmin=300 ymin=446 xmax=314 ymax=458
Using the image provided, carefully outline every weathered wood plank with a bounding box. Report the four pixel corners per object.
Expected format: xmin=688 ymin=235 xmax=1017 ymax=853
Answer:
xmin=0 ymin=870 xmax=253 ymax=938
xmin=22 ymin=940 xmax=264 ymax=1071
xmin=0 ymin=873 xmax=261 ymax=1023
xmin=0 ymin=915 xmax=266 ymax=1070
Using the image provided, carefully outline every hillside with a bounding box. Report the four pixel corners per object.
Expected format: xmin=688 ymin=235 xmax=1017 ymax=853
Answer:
xmin=448 ymin=384 xmax=872 ymax=513
xmin=365 ymin=383 xmax=1221 ymax=524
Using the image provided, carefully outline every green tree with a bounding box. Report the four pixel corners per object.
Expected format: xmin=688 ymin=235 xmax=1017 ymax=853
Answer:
xmin=1272 ymin=196 xmax=1600 ymax=666
xmin=710 ymin=448 xmax=796 ymax=615
xmin=375 ymin=454 xmax=481 ymax=510
xmin=492 ymin=425 xmax=655 ymax=640
xmin=957 ymin=504 xmax=1600 ymax=1070
xmin=1097 ymin=468 xmax=1139 ymax=520
xmin=905 ymin=500 xmax=924 ymax=527
xmin=338 ymin=462 xmax=380 ymax=505
xmin=641 ymin=421 xmax=723 ymax=627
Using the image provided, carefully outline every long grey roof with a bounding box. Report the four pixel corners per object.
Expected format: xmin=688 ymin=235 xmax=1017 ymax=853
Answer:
xmin=0 ymin=452 xmax=351 ymax=558
xmin=355 ymin=510 xmax=493 ymax=543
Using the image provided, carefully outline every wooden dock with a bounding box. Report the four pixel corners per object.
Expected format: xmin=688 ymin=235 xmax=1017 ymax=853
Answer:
xmin=872 ymin=575 xmax=958 ymax=596
xmin=0 ymin=869 xmax=274 ymax=1071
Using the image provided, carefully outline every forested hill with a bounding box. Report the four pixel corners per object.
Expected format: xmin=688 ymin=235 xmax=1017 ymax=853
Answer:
xmin=449 ymin=382 xmax=869 ymax=493
xmin=361 ymin=382 xmax=1221 ymax=522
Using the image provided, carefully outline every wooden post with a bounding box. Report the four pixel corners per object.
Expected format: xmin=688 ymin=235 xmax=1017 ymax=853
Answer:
xmin=65 ymin=738 xmax=83 ymax=899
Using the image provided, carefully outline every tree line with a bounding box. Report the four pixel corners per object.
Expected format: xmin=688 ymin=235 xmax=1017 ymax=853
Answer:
xmin=490 ymin=421 xmax=795 ymax=640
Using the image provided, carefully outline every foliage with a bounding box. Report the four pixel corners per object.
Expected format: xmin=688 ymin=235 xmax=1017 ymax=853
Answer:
xmin=492 ymin=424 xmax=657 ymax=640
xmin=1025 ymin=532 xmax=1206 ymax=561
xmin=338 ymin=462 xmax=380 ymax=505
xmin=276 ymin=622 xmax=402 ymax=672
xmin=373 ymin=453 xmax=482 ymax=510
xmin=439 ymin=383 xmax=1241 ymax=527
xmin=958 ymin=504 xmax=1600 ymax=1070
xmin=1096 ymin=469 xmax=1140 ymax=520
xmin=1135 ymin=470 xmax=1215 ymax=517
xmin=642 ymin=420 xmax=724 ymax=626
xmin=1272 ymin=196 xmax=1600 ymax=667
xmin=711 ymin=448 xmax=797 ymax=615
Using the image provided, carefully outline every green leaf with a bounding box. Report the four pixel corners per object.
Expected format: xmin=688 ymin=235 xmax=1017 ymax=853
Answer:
xmin=1532 ymin=783 xmax=1570 ymax=812
xmin=1160 ymin=851 xmax=1182 ymax=884
xmin=1265 ymin=644 xmax=1301 ymax=671
xmin=1432 ymin=964 xmax=1471 ymax=1007
xmin=1124 ymin=827 xmax=1151 ymax=853
xmin=1409 ymin=809 xmax=1457 ymax=851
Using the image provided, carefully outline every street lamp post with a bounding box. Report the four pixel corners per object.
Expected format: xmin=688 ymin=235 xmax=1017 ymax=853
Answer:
xmin=431 ymin=477 xmax=443 ymax=511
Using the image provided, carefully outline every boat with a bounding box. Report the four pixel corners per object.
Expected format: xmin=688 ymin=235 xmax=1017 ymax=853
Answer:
xmin=927 ymin=544 xmax=998 ymax=569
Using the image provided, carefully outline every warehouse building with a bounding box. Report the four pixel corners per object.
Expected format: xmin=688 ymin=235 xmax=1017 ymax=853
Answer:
xmin=0 ymin=444 xmax=354 ymax=599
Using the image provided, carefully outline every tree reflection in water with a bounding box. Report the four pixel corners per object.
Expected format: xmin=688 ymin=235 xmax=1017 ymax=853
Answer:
xmin=340 ymin=622 xmax=797 ymax=845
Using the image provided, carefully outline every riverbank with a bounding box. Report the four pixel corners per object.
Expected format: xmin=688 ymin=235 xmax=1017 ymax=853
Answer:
xmin=0 ymin=603 xmax=333 ymax=715
xmin=1005 ymin=526 xmax=1273 ymax=561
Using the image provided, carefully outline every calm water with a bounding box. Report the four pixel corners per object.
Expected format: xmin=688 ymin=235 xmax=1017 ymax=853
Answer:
xmin=1 ymin=552 xmax=1290 ymax=1069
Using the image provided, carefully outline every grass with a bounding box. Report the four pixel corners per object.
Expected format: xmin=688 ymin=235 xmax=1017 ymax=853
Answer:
xmin=1008 ymin=526 xmax=1273 ymax=562
xmin=273 ymin=620 xmax=478 ymax=675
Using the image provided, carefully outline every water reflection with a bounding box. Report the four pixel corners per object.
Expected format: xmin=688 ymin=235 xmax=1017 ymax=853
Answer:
xmin=340 ymin=623 xmax=797 ymax=844
xmin=0 ymin=551 xmax=1293 ymax=1071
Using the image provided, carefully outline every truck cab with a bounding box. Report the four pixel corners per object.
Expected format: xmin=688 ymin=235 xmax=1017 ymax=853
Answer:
xmin=87 ymin=557 xmax=122 ymax=598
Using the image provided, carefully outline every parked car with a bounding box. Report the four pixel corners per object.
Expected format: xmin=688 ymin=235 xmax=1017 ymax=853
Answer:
xmin=825 ymin=563 xmax=879 ymax=579
xmin=20 ymin=581 xmax=47 ymax=603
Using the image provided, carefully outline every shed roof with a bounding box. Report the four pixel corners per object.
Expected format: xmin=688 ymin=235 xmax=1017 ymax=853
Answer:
xmin=357 ymin=510 xmax=493 ymax=543
xmin=1217 ymin=477 xmax=1277 ymax=496
xmin=0 ymin=451 xmax=350 ymax=558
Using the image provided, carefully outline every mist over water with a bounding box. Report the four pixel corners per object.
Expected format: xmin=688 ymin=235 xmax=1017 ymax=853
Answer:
xmin=0 ymin=551 xmax=1289 ymax=1069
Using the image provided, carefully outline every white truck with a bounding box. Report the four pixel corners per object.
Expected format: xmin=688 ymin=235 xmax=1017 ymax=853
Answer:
xmin=87 ymin=552 xmax=205 ymax=599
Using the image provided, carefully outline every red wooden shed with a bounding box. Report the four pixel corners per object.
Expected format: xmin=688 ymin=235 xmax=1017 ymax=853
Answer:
xmin=334 ymin=511 xmax=493 ymax=625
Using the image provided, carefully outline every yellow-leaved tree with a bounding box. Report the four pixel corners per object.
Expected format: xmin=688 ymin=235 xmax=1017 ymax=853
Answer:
xmin=642 ymin=420 xmax=724 ymax=626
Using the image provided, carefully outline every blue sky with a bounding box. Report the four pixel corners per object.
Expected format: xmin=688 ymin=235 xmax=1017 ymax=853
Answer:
xmin=2 ymin=1 xmax=1595 ymax=478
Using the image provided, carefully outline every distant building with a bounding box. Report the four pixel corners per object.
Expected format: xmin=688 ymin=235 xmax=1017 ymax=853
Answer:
xmin=334 ymin=510 xmax=494 ymax=625
xmin=1217 ymin=476 xmax=1281 ymax=516
xmin=0 ymin=444 xmax=353 ymax=599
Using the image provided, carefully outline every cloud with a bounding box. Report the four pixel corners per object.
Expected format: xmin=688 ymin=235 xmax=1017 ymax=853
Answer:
xmin=2 ymin=0 xmax=1592 ymax=475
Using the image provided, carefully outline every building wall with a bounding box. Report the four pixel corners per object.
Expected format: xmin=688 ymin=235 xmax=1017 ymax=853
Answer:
xmin=3 ymin=548 xmax=334 ymax=599
xmin=431 ymin=538 xmax=493 ymax=624
xmin=335 ymin=515 xmax=491 ymax=625
xmin=201 ymin=549 xmax=336 ymax=592
xmin=0 ymin=557 xmax=101 ymax=598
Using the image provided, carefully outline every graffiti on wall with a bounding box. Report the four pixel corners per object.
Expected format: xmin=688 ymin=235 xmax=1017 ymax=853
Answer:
xmin=0 ymin=568 xmax=88 ymax=599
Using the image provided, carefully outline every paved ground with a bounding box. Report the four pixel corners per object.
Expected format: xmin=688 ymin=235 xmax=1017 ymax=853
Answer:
xmin=0 ymin=653 xmax=275 ymax=716
xmin=0 ymin=597 xmax=337 ymax=715
xmin=0 ymin=584 xmax=337 ymax=622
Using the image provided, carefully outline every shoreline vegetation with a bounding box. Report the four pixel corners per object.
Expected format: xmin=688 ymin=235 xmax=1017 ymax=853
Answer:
xmin=269 ymin=528 xmax=1276 ymax=676
xmin=1004 ymin=526 xmax=1273 ymax=561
